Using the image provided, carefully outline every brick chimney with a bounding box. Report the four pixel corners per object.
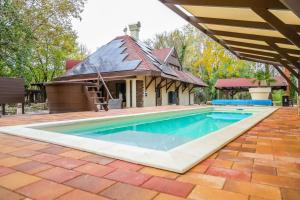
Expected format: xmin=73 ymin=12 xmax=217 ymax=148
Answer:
xmin=128 ymin=21 xmax=141 ymax=40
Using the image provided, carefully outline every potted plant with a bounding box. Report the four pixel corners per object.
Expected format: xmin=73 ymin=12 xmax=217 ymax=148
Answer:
xmin=249 ymin=69 xmax=275 ymax=100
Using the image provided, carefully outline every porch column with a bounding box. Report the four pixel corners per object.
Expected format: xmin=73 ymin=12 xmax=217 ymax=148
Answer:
xmin=131 ymin=79 xmax=137 ymax=108
xmin=126 ymin=80 xmax=131 ymax=108
xmin=284 ymin=68 xmax=291 ymax=96
xmin=298 ymin=73 xmax=300 ymax=95
xmin=125 ymin=79 xmax=137 ymax=108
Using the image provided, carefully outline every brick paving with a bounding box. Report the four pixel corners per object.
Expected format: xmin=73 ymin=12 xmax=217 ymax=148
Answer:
xmin=0 ymin=106 xmax=299 ymax=199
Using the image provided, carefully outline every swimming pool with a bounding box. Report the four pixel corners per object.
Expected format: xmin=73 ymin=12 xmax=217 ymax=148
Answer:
xmin=0 ymin=106 xmax=277 ymax=173
xmin=39 ymin=110 xmax=252 ymax=151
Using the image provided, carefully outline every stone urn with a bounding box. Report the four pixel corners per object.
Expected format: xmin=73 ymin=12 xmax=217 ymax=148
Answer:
xmin=249 ymin=87 xmax=271 ymax=100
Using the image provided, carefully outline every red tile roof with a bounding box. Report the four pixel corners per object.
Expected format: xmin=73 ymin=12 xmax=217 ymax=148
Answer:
xmin=62 ymin=35 xmax=206 ymax=87
xmin=115 ymin=35 xmax=160 ymax=72
xmin=115 ymin=36 xmax=206 ymax=86
xmin=152 ymin=48 xmax=173 ymax=62
xmin=215 ymin=76 xmax=287 ymax=89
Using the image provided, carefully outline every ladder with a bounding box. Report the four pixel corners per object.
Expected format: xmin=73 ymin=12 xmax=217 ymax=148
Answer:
xmin=84 ymin=65 xmax=113 ymax=112
xmin=94 ymin=65 xmax=113 ymax=100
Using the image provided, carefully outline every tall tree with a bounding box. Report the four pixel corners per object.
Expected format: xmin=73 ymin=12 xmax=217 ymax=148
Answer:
xmin=0 ymin=0 xmax=33 ymax=78
xmin=1 ymin=0 xmax=87 ymax=84
xmin=192 ymin=38 xmax=255 ymax=99
xmin=19 ymin=0 xmax=86 ymax=83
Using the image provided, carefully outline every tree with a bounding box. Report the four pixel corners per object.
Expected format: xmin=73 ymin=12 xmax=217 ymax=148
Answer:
xmin=0 ymin=0 xmax=33 ymax=79
xmin=1 ymin=0 xmax=87 ymax=85
xmin=145 ymin=24 xmax=205 ymax=67
xmin=192 ymin=38 xmax=255 ymax=99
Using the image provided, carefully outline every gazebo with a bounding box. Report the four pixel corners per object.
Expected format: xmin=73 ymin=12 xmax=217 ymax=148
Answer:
xmin=215 ymin=76 xmax=288 ymax=99
xmin=159 ymin=0 xmax=300 ymax=109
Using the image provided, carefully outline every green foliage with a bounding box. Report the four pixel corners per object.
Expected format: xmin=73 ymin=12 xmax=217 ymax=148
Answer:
xmin=272 ymin=90 xmax=284 ymax=102
xmin=0 ymin=0 xmax=33 ymax=79
xmin=145 ymin=25 xmax=205 ymax=67
xmin=1 ymin=0 xmax=87 ymax=85
xmin=252 ymin=68 xmax=276 ymax=87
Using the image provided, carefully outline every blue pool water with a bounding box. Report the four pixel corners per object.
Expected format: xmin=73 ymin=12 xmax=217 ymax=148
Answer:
xmin=39 ymin=110 xmax=252 ymax=151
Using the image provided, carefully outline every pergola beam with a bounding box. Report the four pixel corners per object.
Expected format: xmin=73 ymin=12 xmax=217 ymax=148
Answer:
xmin=161 ymin=0 xmax=286 ymax=9
xmin=241 ymin=56 xmax=281 ymax=66
xmin=239 ymin=53 xmax=279 ymax=63
xmin=212 ymin=30 xmax=291 ymax=44
xmin=279 ymin=0 xmax=300 ymax=18
xmin=232 ymin=47 xmax=281 ymax=58
xmin=267 ymin=42 xmax=300 ymax=70
xmin=252 ymin=7 xmax=300 ymax=49
xmin=195 ymin=17 xmax=300 ymax=31
xmin=232 ymin=47 xmax=300 ymax=63
xmin=224 ymin=40 xmax=300 ymax=55
xmin=158 ymin=2 xmax=239 ymax=58
xmin=274 ymin=57 xmax=299 ymax=77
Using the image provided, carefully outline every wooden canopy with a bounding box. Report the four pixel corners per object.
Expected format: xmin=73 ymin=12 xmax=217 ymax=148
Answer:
xmin=159 ymin=0 xmax=300 ymax=93
xmin=215 ymin=77 xmax=287 ymax=90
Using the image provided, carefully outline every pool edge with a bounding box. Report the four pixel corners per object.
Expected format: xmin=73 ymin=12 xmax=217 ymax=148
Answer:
xmin=0 ymin=106 xmax=278 ymax=173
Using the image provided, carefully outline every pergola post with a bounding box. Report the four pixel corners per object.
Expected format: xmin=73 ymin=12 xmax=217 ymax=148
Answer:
xmin=1 ymin=104 xmax=5 ymax=115
xmin=284 ymin=68 xmax=291 ymax=96
xmin=274 ymin=65 xmax=299 ymax=94
xmin=298 ymin=73 xmax=300 ymax=93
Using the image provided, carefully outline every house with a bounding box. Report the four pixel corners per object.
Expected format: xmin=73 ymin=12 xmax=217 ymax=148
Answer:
xmin=53 ymin=30 xmax=206 ymax=110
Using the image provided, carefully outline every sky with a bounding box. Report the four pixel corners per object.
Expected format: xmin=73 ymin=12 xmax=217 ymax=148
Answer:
xmin=72 ymin=0 xmax=187 ymax=52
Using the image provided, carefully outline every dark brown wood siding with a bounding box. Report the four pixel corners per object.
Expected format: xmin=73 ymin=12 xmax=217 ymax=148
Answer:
xmin=0 ymin=77 xmax=25 ymax=104
xmin=45 ymin=82 xmax=92 ymax=114
xmin=136 ymin=80 xmax=144 ymax=107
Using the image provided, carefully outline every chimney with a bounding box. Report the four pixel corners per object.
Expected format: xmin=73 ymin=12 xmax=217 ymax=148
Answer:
xmin=123 ymin=26 xmax=128 ymax=35
xmin=128 ymin=21 xmax=141 ymax=40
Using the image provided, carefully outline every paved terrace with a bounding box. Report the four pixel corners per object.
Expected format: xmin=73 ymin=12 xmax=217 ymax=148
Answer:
xmin=0 ymin=106 xmax=299 ymax=200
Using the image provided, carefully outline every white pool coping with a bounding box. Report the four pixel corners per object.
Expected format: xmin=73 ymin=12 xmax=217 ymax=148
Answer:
xmin=0 ymin=106 xmax=277 ymax=173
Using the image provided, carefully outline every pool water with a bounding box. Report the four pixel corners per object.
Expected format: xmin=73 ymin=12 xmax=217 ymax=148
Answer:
xmin=38 ymin=110 xmax=252 ymax=151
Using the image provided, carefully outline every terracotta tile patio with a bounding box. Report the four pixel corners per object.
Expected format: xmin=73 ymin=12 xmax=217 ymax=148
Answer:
xmin=0 ymin=106 xmax=299 ymax=199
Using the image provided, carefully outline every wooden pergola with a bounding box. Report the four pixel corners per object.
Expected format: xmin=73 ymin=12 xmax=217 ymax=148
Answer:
xmin=215 ymin=77 xmax=288 ymax=99
xmin=159 ymin=0 xmax=300 ymax=94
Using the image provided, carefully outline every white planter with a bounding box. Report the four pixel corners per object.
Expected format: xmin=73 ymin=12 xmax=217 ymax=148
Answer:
xmin=249 ymin=87 xmax=271 ymax=100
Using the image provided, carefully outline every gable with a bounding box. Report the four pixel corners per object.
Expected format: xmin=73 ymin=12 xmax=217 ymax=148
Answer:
xmin=164 ymin=48 xmax=182 ymax=70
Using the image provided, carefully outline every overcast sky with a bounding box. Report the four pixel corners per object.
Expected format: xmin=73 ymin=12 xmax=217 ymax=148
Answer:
xmin=72 ymin=0 xmax=187 ymax=52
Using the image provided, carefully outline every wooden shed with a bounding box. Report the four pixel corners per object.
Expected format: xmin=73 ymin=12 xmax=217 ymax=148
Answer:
xmin=0 ymin=77 xmax=25 ymax=115
xmin=45 ymin=81 xmax=103 ymax=114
